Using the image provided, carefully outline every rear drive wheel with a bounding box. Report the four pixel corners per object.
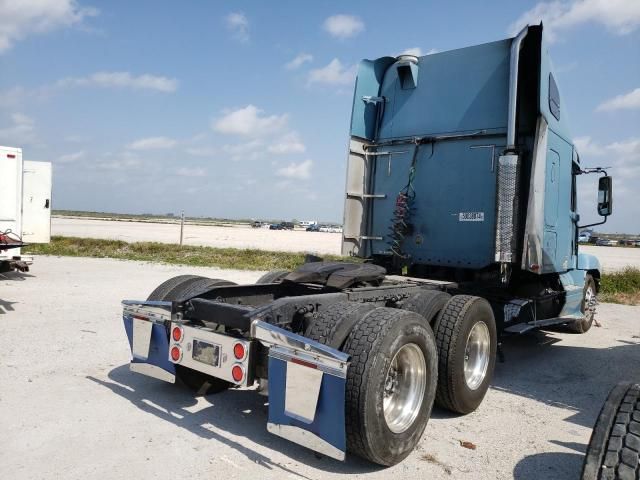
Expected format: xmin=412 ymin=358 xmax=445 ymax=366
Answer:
xmin=397 ymin=290 xmax=451 ymax=325
xmin=305 ymin=301 xmax=375 ymax=348
xmin=433 ymin=295 xmax=497 ymax=414
xmin=256 ymin=269 xmax=290 ymax=284
xmin=147 ymin=275 xmax=236 ymax=395
xmin=582 ymin=382 xmax=640 ymax=480
xmin=568 ymin=274 xmax=597 ymax=334
xmin=342 ymin=307 xmax=437 ymax=465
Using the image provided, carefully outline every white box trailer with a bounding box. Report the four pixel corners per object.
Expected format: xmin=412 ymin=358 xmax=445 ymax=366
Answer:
xmin=0 ymin=146 xmax=52 ymax=272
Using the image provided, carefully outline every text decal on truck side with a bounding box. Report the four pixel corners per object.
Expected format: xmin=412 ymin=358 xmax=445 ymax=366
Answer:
xmin=458 ymin=212 xmax=485 ymax=222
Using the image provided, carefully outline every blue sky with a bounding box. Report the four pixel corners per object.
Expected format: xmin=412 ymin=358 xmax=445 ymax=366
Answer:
xmin=0 ymin=0 xmax=638 ymax=231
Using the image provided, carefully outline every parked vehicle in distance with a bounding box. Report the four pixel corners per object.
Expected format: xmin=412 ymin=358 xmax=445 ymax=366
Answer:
xmin=281 ymin=222 xmax=295 ymax=230
xmin=596 ymin=238 xmax=617 ymax=247
xmin=251 ymin=221 xmax=262 ymax=228
xmin=306 ymin=224 xmax=320 ymax=232
xmin=269 ymin=223 xmax=283 ymax=230
xmin=300 ymin=220 xmax=318 ymax=228
xmin=578 ymin=234 xmax=590 ymax=243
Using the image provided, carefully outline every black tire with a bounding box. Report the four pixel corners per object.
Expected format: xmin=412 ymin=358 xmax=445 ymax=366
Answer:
xmin=147 ymin=274 xmax=204 ymax=301
xmin=568 ymin=274 xmax=597 ymax=334
xmin=305 ymin=301 xmax=376 ymax=348
xmin=147 ymin=275 xmax=235 ymax=395
xmin=582 ymin=382 xmax=640 ymax=480
xmin=397 ymin=290 xmax=451 ymax=325
xmin=256 ymin=269 xmax=290 ymax=284
xmin=433 ymin=295 xmax=497 ymax=414
xmin=342 ymin=307 xmax=438 ymax=466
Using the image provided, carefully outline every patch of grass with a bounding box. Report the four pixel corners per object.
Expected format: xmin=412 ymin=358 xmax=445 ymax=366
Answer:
xmin=25 ymin=236 xmax=346 ymax=271
xmin=599 ymin=267 xmax=640 ymax=305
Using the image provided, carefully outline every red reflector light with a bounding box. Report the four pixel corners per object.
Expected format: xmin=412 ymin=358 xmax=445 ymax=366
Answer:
xmin=172 ymin=326 xmax=183 ymax=342
xmin=170 ymin=346 xmax=182 ymax=362
xmin=233 ymin=342 xmax=246 ymax=360
xmin=231 ymin=364 xmax=244 ymax=382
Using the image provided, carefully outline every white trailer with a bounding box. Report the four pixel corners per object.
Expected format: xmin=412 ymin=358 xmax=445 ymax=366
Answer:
xmin=0 ymin=146 xmax=52 ymax=272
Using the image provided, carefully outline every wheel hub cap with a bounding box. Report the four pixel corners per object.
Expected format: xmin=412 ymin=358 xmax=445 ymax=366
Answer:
xmin=464 ymin=321 xmax=490 ymax=391
xmin=383 ymin=343 xmax=427 ymax=434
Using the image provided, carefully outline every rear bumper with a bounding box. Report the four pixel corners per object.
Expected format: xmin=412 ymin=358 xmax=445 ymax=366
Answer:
xmin=122 ymin=300 xmax=350 ymax=460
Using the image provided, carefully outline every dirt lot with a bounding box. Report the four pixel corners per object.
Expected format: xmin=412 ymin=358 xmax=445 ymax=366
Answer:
xmin=2 ymin=256 xmax=639 ymax=480
xmin=52 ymin=217 xmax=640 ymax=272
xmin=52 ymin=217 xmax=342 ymax=255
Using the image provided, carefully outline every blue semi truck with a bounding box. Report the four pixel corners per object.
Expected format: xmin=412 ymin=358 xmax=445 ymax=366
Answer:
xmin=121 ymin=24 xmax=613 ymax=466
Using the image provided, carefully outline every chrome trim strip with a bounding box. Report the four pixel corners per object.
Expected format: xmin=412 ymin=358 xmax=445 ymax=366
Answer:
xmin=521 ymin=116 xmax=548 ymax=272
xmin=130 ymin=362 xmax=175 ymax=383
xmin=507 ymin=25 xmax=529 ymax=150
xmin=269 ymin=345 xmax=346 ymax=378
xmin=122 ymin=301 xmax=173 ymax=324
xmin=251 ymin=320 xmax=350 ymax=364
xmin=267 ymin=423 xmax=345 ymax=461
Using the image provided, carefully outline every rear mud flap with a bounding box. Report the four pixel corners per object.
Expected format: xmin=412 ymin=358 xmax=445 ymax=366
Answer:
xmin=123 ymin=316 xmax=175 ymax=382
xmin=267 ymin=352 xmax=347 ymax=460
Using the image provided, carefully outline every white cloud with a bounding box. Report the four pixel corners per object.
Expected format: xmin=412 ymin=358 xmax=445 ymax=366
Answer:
xmin=0 ymin=0 xmax=98 ymax=54
xmin=176 ymin=167 xmax=207 ymax=177
xmin=575 ymin=135 xmax=640 ymax=230
xmin=0 ymin=112 xmax=36 ymax=144
xmin=308 ymin=59 xmax=356 ymax=86
xmin=276 ymin=159 xmax=313 ymax=180
xmin=58 ymin=151 xmax=85 ymax=163
xmin=575 ymin=136 xmax=640 ymax=174
xmin=285 ymin=53 xmax=313 ymax=70
xmin=213 ymin=105 xmax=288 ymax=136
xmin=57 ymin=72 xmax=178 ymax=92
xmin=222 ymin=139 xmax=264 ymax=161
xmin=268 ymin=132 xmax=306 ymax=154
xmin=574 ymin=136 xmax=605 ymax=155
xmin=323 ymin=14 xmax=365 ymax=39
xmin=226 ymin=12 xmax=249 ymax=43
xmin=596 ymin=87 xmax=640 ymax=112
xmin=128 ymin=136 xmax=177 ymax=150
xmin=509 ymin=0 xmax=640 ymax=43
xmin=96 ymin=154 xmax=141 ymax=170
xmin=185 ymin=146 xmax=217 ymax=157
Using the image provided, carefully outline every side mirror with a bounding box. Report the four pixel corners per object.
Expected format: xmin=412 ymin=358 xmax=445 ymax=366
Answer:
xmin=597 ymin=176 xmax=613 ymax=217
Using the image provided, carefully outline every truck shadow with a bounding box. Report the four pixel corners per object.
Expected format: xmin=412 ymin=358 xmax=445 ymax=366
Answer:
xmin=0 ymin=298 xmax=17 ymax=314
xmin=0 ymin=271 xmax=34 ymax=281
xmin=492 ymin=329 xmax=640 ymax=429
xmin=87 ymin=366 xmax=382 ymax=476
xmin=513 ymin=452 xmax=584 ymax=479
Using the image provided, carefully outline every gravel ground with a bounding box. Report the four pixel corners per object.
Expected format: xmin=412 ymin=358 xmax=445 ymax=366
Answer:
xmin=2 ymin=256 xmax=639 ymax=480
xmin=52 ymin=217 xmax=640 ymax=271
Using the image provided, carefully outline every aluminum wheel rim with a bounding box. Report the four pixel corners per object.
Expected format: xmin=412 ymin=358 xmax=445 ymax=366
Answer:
xmin=584 ymin=285 xmax=596 ymax=320
xmin=383 ymin=343 xmax=427 ymax=434
xmin=464 ymin=321 xmax=490 ymax=391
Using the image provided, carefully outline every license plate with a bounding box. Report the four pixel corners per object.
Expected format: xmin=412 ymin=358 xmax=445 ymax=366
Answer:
xmin=192 ymin=339 xmax=221 ymax=367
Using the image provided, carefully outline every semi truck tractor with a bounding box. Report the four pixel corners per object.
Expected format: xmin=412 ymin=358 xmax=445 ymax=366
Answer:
xmin=121 ymin=24 xmax=612 ymax=465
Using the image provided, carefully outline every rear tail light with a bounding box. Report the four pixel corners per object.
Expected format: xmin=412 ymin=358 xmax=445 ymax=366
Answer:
xmin=231 ymin=364 xmax=244 ymax=383
xmin=170 ymin=346 xmax=182 ymax=362
xmin=172 ymin=326 xmax=183 ymax=342
xmin=233 ymin=342 xmax=246 ymax=360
